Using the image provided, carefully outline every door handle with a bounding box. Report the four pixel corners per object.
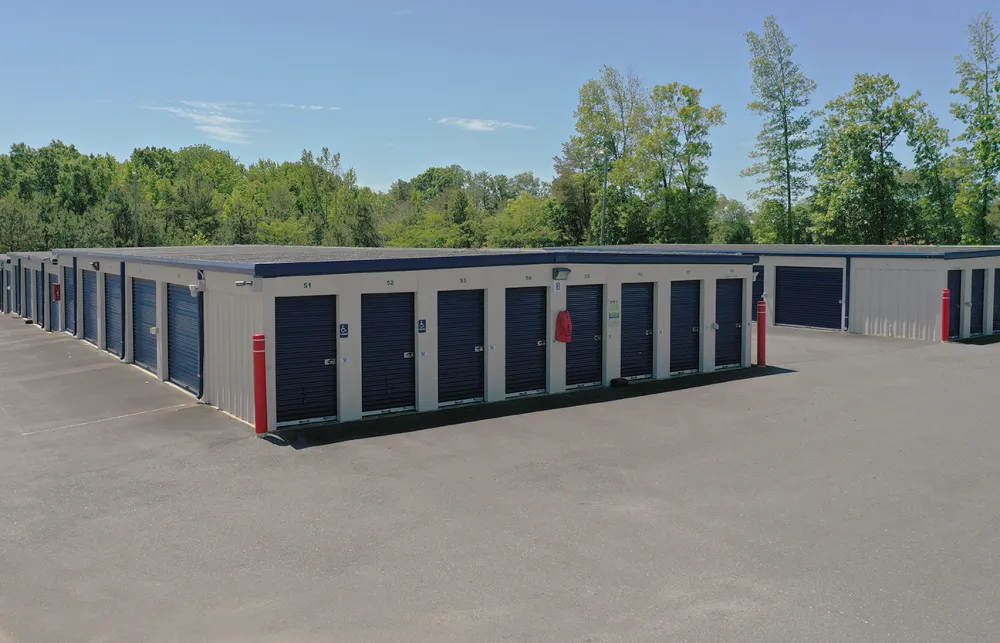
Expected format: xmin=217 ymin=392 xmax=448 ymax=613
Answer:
xmin=735 ymin=322 xmax=741 ymax=328
xmin=324 ymin=358 xmax=336 ymax=366
xmin=645 ymin=329 xmax=653 ymax=335
xmin=403 ymin=352 xmax=414 ymax=358
xmin=536 ymin=340 xmax=545 ymax=347
xmin=474 ymin=345 xmax=484 ymax=352
xmin=692 ymin=327 xmax=699 ymax=333
xmin=593 ymin=334 xmax=602 ymax=341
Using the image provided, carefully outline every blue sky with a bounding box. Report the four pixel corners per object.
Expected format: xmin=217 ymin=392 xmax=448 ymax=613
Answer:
xmin=0 ymin=0 xmax=990 ymax=199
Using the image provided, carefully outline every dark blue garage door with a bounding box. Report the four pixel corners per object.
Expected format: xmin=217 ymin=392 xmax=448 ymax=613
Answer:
xmin=63 ymin=267 xmax=76 ymax=334
xmin=132 ymin=278 xmax=157 ymax=373
xmin=438 ymin=289 xmax=485 ymax=406
xmin=34 ymin=269 xmax=43 ymax=327
xmin=48 ymin=274 xmax=59 ymax=331
xmin=105 ymin=273 xmax=124 ymax=357
xmin=670 ymin=281 xmax=701 ymax=373
xmin=167 ymin=284 xmax=202 ymax=395
xmin=3 ymin=269 xmax=8 ymax=313
xmin=715 ymin=279 xmax=743 ymax=368
xmin=506 ymin=287 xmax=547 ymax=396
xmin=947 ymin=269 xmax=962 ymax=339
xmin=362 ymin=292 xmax=415 ymax=414
xmin=751 ymin=265 xmax=764 ymax=321
xmin=276 ymin=295 xmax=338 ymax=426
xmin=621 ymin=282 xmax=654 ymax=379
xmin=994 ymin=269 xmax=1000 ymax=334
xmin=971 ymin=269 xmax=985 ymax=336
xmin=566 ymin=284 xmax=603 ymax=388
xmin=775 ymin=266 xmax=843 ymax=330
xmin=23 ymin=269 xmax=32 ymax=319
xmin=82 ymin=270 xmax=98 ymax=343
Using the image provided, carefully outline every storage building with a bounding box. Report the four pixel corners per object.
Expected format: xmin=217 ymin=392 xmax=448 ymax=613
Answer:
xmin=0 ymin=254 xmax=9 ymax=314
xmin=51 ymin=246 xmax=759 ymax=429
xmin=6 ymin=251 xmax=61 ymax=331
xmin=610 ymin=244 xmax=1000 ymax=341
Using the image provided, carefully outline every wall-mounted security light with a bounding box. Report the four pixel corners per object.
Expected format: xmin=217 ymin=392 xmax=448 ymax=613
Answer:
xmin=234 ymin=280 xmax=253 ymax=287
xmin=752 ymin=271 xmax=760 ymax=282
xmin=90 ymin=261 xmax=100 ymax=271
xmin=552 ymin=267 xmax=571 ymax=281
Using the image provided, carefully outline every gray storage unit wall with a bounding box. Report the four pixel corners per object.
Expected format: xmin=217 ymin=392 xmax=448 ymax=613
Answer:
xmin=82 ymin=270 xmax=98 ymax=343
xmin=751 ymin=265 xmax=764 ymax=321
xmin=947 ymin=269 xmax=962 ymax=339
xmin=48 ymin=273 xmax=59 ymax=331
xmin=505 ymin=286 xmax=547 ymax=396
xmin=437 ymin=289 xmax=485 ymax=406
xmin=775 ymin=266 xmax=843 ymax=329
xmin=565 ymin=284 xmax=604 ymax=388
xmin=620 ymin=282 xmax=654 ymax=379
xmin=105 ymin=273 xmax=124 ymax=357
xmin=131 ymin=278 xmax=157 ymax=372
xmin=970 ymin=268 xmax=985 ymax=336
xmin=361 ymin=292 xmax=416 ymax=415
xmin=167 ymin=284 xmax=203 ymax=395
xmin=63 ymin=266 xmax=76 ymax=335
xmin=275 ymin=295 xmax=338 ymax=427
xmin=715 ymin=278 xmax=743 ymax=368
xmin=34 ymin=269 xmax=43 ymax=327
xmin=670 ymin=280 xmax=701 ymax=373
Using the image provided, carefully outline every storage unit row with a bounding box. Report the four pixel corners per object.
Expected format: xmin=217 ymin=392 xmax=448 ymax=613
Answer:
xmin=37 ymin=246 xmax=758 ymax=429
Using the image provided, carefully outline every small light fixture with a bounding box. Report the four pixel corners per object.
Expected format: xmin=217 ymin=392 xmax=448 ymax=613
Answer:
xmin=235 ymin=280 xmax=253 ymax=287
xmin=90 ymin=261 xmax=100 ymax=271
xmin=552 ymin=266 xmax=571 ymax=281
xmin=752 ymin=270 xmax=760 ymax=282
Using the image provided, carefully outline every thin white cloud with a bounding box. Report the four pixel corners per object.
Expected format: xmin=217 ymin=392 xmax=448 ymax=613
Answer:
xmin=276 ymin=103 xmax=340 ymax=111
xmin=146 ymin=105 xmax=252 ymax=144
xmin=437 ymin=117 xmax=535 ymax=132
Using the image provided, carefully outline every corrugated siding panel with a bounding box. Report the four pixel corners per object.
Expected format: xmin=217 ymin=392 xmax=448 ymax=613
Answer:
xmin=851 ymin=268 xmax=940 ymax=340
xmin=82 ymin=270 xmax=98 ymax=343
xmin=971 ymin=269 xmax=985 ymax=336
xmin=437 ymin=289 xmax=486 ymax=405
xmin=104 ymin=273 xmax=124 ymax=356
xmin=34 ymin=270 xmax=44 ymax=327
xmin=48 ymin=274 xmax=59 ymax=331
xmin=505 ymin=287 xmax=547 ymax=395
xmin=994 ymin=269 xmax=1000 ymax=334
xmin=23 ymin=269 xmax=32 ymax=319
xmin=775 ymin=266 xmax=843 ymax=329
xmin=670 ymin=280 xmax=701 ymax=373
xmin=620 ymin=282 xmax=654 ymax=379
xmin=715 ymin=278 xmax=743 ymax=367
xmin=4 ymin=270 xmax=10 ymax=313
xmin=63 ymin=267 xmax=76 ymax=334
xmin=167 ymin=284 xmax=202 ymax=394
xmin=132 ymin=278 xmax=158 ymax=372
xmin=203 ymin=290 xmax=262 ymax=426
xmin=361 ymin=292 xmax=416 ymax=414
xmin=947 ymin=270 xmax=961 ymax=338
xmin=751 ymin=265 xmax=764 ymax=321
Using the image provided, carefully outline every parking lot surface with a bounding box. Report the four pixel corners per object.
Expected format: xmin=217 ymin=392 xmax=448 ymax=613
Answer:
xmin=1 ymin=317 xmax=998 ymax=642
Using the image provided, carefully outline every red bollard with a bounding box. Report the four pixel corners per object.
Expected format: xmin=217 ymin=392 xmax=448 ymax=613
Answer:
xmin=253 ymin=333 xmax=269 ymax=435
xmin=756 ymin=300 xmax=767 ymax=367
xmin=941 ymin=288 xmax=950 ymax=342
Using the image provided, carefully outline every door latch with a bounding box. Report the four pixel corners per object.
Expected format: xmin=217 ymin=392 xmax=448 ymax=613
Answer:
xmin=323 ymin=358 xmax=336 ymax=366
xmin=536 ymin=340 xmax=545 ymax=346
xmin=403 ymin=352 xmax=414 ymax=358
xmin=474 ymin=345 xmax=484 ymax=352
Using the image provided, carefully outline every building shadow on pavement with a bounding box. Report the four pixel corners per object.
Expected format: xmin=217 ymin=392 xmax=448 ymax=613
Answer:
xmin=262 ymin=365 xmax=796 ymax=450
xmin=955 ymin=334 xmax=1000 ymax=346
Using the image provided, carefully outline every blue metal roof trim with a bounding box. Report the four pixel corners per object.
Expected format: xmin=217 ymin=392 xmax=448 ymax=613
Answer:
xmin=549 ymin=245 xmax=1000 ymax=260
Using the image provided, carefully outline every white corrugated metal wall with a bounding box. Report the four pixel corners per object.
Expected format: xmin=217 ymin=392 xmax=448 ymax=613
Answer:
xmin=203 ymin=285 xmax=264 ymax=425
xmin=849 ymin=258 xmax=944 ymax=341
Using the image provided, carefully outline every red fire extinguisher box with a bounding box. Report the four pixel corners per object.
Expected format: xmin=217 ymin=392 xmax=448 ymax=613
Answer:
xmin=51 ymin=283 xmax=61 ymax=301
xmin=556 ymin=310 xmax=572 ymax=342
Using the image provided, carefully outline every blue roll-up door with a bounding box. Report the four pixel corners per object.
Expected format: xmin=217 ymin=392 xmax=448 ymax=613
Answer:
xmin=2 ymin=269 xmax=7 ymax=313
xmin=276 ymin=295 xmax=338 ymax=426
xmin=566 ymin=284 xmax=604 ymax=388
xmin=105 ymin=273 xmax=124 ymax=356
xmin=670 ymin=280 xmax=701 ymax=373
xmin=23 ymin=269 xmax=32 ymax=319
xmin=132 ymin=278 xmax=157 ymax=373
xmin=715 ymin=279 xmax=743 ymax=368
xmin=438 ymin=289 xmax=485 ymax=406
xmin=994 ymin=269 xmax=1000 ymax=334
xmin=751 ymin=265 xmax=764 ymax=321
xmin=505 ymin=287 xmax=547 ymax=396
xmin=167 ymin=284 xmax=202 ymax=395
xmin=34 ymin=270 xmax=43 ymax=327
xmin=361 ymin=292 xmax=415 ymax=414
xmin=621 ymin=282 xmax=654 ymax=379
xmin=48 ymin=274 xmax=59 ymax=331
xmin=947 ymin=269 xmax=962 ymax=339
xmin=82 ymin=270 xmax=98 ymax=343
xmin=970 ymin=269 xmax=985 ymax=336
xmin=63 ymin=267 xmax=76 ymax=335
xmin=775 ymin=266 xmax=843 ymax=330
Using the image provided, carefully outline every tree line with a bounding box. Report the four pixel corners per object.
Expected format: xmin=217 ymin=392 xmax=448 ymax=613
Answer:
xmin=1 ymin=12 xmax=998 ymax=253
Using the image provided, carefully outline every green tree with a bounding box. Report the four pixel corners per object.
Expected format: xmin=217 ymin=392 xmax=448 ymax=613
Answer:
xmin=742 ymin=16 xmax=818 ymax=242
xmin=950 ymin=12 xmax=1000 ymax=242
xmin=711 ymin=195 xmax=754 ymax=244
xmin=485 ymin=194 xmax=563 ymax=247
